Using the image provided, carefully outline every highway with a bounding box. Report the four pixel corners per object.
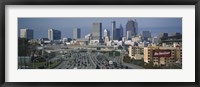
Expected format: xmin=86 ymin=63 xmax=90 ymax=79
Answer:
xmin=54 ymin=51 xmax=144 ymax=69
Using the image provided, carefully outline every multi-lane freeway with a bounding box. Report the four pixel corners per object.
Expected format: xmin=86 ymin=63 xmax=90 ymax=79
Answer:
xmin=54 ymin=51 xmax=143 ymax=69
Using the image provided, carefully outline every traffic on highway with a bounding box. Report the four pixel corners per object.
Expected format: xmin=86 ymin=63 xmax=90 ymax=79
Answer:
xmin=55 ymin=51 xmax=139 ymax=69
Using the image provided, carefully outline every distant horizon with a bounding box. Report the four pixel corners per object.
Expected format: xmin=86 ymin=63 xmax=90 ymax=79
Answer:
xmin=18 ymin=17 xmax=182 ymax=39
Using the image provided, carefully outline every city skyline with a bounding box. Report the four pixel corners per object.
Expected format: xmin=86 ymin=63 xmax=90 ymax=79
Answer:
xmin=18 ymin=18 xmax=182 ymax=39
xmin=18 ymin=18 xmax=182 ymax=69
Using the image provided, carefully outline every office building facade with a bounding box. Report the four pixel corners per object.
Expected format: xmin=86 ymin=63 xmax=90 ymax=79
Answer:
xmin=111 ymin=21 xmax=117 ymax=40
xmin=119 ymin=24 xmax=124 ymax=38
xmin=104 ymin=29 xmax=110 ymax=38
xmin=20 ymin=29 xmax=34 ymax=39
xmin=116 ymin=28 xmax=122 ymax=40
xmin=159 ymin=33 xmax=168 ymax=39
xmin=48 ymin=29 xmax=61 ymax=40
xmin=171 ymin=32 xmax=182 ymax=39
xmin=73 ymin=28 xmax=81 ymax=39
xmin=126 ymin=19 xmax=138 ymax=37
xmin=126 ymin=30 xmax=132 ymax=40
xmin=92 ymin=22 xmax=102 ymax=42
xmin=142 ymin=31 xmax=151 ymax=41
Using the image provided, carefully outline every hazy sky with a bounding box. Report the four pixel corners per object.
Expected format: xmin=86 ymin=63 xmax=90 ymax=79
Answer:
xmin=18 ymin=18 xmax=182 ymax=39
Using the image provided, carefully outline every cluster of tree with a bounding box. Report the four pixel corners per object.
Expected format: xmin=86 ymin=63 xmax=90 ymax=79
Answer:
xmin=143 ymin=61 xmax=161 ymax=69
xmin=122 ymin=55 xmax=160 ymax=69
xmin=118 ymin=45 xmax=123 ymax=50
xmin=123 ymin=55 xmax=132 ymax=63
xmin=123 ymin=56 xmax=144 ymax=66
xmin=18 ymin=38 xmax=29 ymax=56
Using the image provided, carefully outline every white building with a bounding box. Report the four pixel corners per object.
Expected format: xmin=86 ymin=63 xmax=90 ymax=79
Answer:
xmin=85 ymin=33 xmax=92 ymax=40
xmin=122 ymin=37 xmax=127 ymax=42
xmin=152 ymin=37 xmax=160 ymax=44
xmin=104 ymin=29 xmax=110 ymax=37
xmin=20 ymin=28 xmax=34 ymax=39
xmin=104 ymin=36 xmax=110 ymax=45
xmin=89 ymin=40 xmax=100 ymax=45
xmin=126 ymin=31 xmax=132 ymax=40
xmin=124 ymin=40 xmax=134 ymax=46
xmin=131 ymin=36 xmax=142 ymax=42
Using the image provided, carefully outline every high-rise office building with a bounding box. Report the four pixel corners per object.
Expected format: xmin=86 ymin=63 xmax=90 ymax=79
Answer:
xmin=152 ymin=37 xmax=160 ymax=44
xmin=48 ymin=29 xmax=61 ymax=41
xmin=111 ymin=21 xmax=116 ymax=40
xmin=20 ymin=29 xmax=34 ymax=39
xmin=119 ymin=24 xmax=123 ymax=38
xmin=126 ymin=19 xmax=138 ymax=37
xmin=116 ymin=28 xmax=123 ymax=40
xmin=104 ymin=36 xmax=110 ymax=44
xmin=159 ymin=33 xmax=168 ymax=39
xmin=171 ymin=32 xmax=182 ymax=39
xmin=126 ymin=30 xmax=132 ymax=40
xmin=92 ymin=22 xmax=102 ymax=42
xmin=85 ymin=33 xmax=92 ymax=40
xmin=73 ymin=28 xmax=81 ymax=39
xmin=104 ymin=29 xmax=110 ymax=44
xmin=142 ymin=31 xmax=151 ymax=41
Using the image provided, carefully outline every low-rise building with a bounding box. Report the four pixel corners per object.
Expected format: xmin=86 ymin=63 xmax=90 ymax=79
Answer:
xmin=75 ymin=39 xmax=89 ymax=46
xmin=143 ymin=46 xmax=182 ymax=66
xmin=89 ymin=40 xmax=100 ymax=45
xmin=128 ymin=46 xmax=144 ymax=60
xmin=124 ymin=40 xmax=134 ymax=46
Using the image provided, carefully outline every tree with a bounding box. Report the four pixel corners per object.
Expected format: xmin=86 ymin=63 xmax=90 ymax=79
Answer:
xmin=18 ymin=38 xmax=29 ymax=56
xmin=118 ymin=45 xmax=123 ymax=50
xmin=28 ymin=40 xmax=40 ymax=62
xmin=123 ymin=56 xmax=131 ymax=63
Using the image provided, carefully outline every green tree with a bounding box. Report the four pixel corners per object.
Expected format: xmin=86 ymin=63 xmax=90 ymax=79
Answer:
xmin=123 ymin=56 xmax=131 ymax=63
xmin=118 ymin=45 xmax=123 ymax=50
xmin=28 ymin=40 xmax=40 ymax=61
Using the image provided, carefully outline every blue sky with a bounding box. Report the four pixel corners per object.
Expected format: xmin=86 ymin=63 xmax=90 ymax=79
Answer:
xmin=18 ymin=18 xmax=182 ymax=39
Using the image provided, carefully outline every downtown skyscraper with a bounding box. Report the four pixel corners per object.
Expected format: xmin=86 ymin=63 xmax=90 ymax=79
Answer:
xmin=48 ymin=29 xmax=61 ymax=41
xmin=142 ymin=31 xmax=151 ymax=41
xmin=116 ymin=25 xmax=123 ymax=40
xmin=126 ymin=19 xmax=138 ymax=37
xmin=20 ymin=28 xmax=34 ymax=39
xmin=92 ymin=22 xmax=102 ymax=42
xmin=73 ymin=28 xmax=81 ymax=39
xmin=104 ymin=29 xmax=110 ymax=38
xmin=104 ymin=29 xmax=110 ymax=44
xmin=111 ymin=21 xmax=117 ymax=40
